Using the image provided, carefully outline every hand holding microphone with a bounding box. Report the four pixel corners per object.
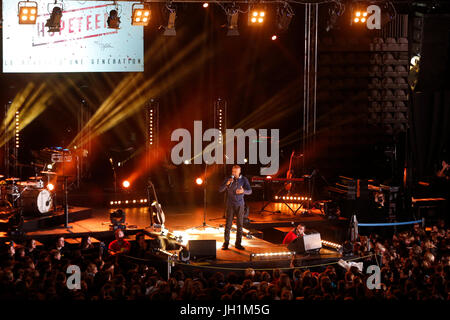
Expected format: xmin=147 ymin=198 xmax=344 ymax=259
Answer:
xmin=226 ymin=176 xmax=234 ymax=186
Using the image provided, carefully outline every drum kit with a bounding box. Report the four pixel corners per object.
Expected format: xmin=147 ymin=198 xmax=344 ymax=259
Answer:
xmin=0 ymin=171 xmax=56 ymax=216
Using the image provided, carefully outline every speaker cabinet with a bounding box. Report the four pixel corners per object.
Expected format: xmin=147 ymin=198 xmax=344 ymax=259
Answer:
xmin=187 ymin=240 xmax=216 ymax=259
xmin=288 ymin=232 xmax=322 ymax=253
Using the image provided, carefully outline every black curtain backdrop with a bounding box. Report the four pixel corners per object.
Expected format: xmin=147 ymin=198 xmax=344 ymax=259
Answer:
xmin=410 ymin=91 xmax=450 ymax=179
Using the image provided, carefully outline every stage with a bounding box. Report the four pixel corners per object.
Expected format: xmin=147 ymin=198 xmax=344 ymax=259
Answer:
xmin=0 ymin=200 xmax=347 ymax=271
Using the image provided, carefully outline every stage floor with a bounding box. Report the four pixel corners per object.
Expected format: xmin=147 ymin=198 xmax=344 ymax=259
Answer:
xmin=8 ymin=201 xmax=343 ymax=269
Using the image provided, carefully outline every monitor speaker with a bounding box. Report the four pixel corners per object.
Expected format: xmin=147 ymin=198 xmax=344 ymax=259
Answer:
xmin=187 ymin=240 xmax=216 ymax=259
xmin=287 ymin=232 xmax=322 ymax=253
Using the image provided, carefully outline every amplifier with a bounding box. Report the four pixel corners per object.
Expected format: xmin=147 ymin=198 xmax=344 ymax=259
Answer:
xmin=187 ymin=240 xmax=216 ymax=260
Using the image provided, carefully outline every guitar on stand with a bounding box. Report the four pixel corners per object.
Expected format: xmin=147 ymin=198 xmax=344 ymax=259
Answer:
xmin=284 ymin=151 xmax=295 ymax=193
xmin=147 ymin=180 xmax=165 ymax=229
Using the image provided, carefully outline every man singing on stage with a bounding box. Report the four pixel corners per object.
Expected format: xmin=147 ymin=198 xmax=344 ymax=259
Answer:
xmin=219 ymin=165 xmax=252 ymax=250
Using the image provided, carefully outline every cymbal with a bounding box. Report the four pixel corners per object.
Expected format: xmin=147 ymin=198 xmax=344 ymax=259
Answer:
xmin=0 ymin=175 xmax=4 ymax=179
xmin=40 ymin=171 xmax=57 ymax=175
xmin=29 ymin=176 xmax=43 ymax=180
xmin=5 ymin=177 xmax=20 ymax=181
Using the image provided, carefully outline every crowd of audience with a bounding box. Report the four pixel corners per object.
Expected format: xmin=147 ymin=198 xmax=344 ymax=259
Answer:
xmin=0 ymin=221 xmax=449 ymax=301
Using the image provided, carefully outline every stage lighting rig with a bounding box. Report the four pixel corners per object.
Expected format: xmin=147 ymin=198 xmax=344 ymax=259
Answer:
xmin=18 ymin=1 xmax=38 ymax=24
xmin=226 ymin=6 xmax=239 ymax=36
xmin=163 ymin=4 xmax=177 ymax=36
xmin=132 ymin=3 xmax=151 ymax=26
xmin=276 ymin=2 xmax=294 ymax=32
xmin=107 ymin=3 xmax=121 ymax=29
xmin=45 ymin=2 xmax=63 ymax=33
xmin=352 ymin=7 xmax=368 ymax=24
xmin=325 ymin=1 xmax=344 ymax=32
xmin=248 ymin=5 xmax=266 ymax=25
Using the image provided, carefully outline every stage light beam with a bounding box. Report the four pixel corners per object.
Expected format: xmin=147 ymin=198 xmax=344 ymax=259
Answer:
xmin=195 ymin=177 xmax=204 ymax=185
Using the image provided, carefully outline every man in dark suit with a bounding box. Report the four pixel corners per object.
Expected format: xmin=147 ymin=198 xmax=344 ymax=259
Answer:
xmin=219 ymin=165 xmax=252 ymax=250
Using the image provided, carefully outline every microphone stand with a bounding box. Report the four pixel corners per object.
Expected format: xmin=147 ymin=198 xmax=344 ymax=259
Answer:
xmin=193 ymin=163 xmax=219 ymax=230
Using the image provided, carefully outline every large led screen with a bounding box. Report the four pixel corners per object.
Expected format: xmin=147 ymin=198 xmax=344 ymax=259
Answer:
xmin=2 ymin=0 xmax=144 ymax=73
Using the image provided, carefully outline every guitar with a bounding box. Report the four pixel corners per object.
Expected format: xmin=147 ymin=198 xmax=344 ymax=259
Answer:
xmin=147 ymin=180 xmax=165 ymax=226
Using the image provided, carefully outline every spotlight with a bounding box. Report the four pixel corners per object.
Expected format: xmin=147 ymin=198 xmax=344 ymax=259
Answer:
xmin=18 ymin=1 xmax=38 ymax=24
xmin=195 ymin=177 xmax=204 ymax=185
xmin=45 ymin=5 xmax=63 ymax=32
xmin=277 ymin=3 xmax=294 ymax=32
xmin=107 ymin=9 xmax=121 ymax=29
xmin=249 ymin=7 xmax=265 ymax=25
xmin=132 ymin=3 xmax=151 ymax=26
xmin=352 ymin=10 xmax=367 ymax=24
xmin=271 ymin=35 xmax=277 ymax=41
xmin=226 ymin=8 xmax=239 ymax=36
xmin=183 ymin=159 xmax=190 ymax=165
xmin=47 ymin=164 xmax=53 ymax=170
xmin=122 ymin=180 xmax=131 ymax=188
xmin=47 ymin=183 xmax=55 ymax=191
xmin=163 ymin=6 xmax=176 ymax=36
xmin=203 ymin=3 xmax=209 ymax=8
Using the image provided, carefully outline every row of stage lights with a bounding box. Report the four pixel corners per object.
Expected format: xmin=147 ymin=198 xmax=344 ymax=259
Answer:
xmin=250 ymin=240 xmax=342 ymax=260
xmin=110 ymin=198 xmax=148 ymax=206
xmin=17 ymin=1 xmax=292 ymax=37
xmin=15 ymin=111 xmax=20 ymax=149
xmin=321 ymin=240 xmax=342 ymax=250
xmin=274 ymin=195 xmax=312 ymax=201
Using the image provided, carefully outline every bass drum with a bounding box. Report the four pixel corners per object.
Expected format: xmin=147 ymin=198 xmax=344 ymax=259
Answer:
xmin=20 ymin=189 xmax=53 ymax=216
